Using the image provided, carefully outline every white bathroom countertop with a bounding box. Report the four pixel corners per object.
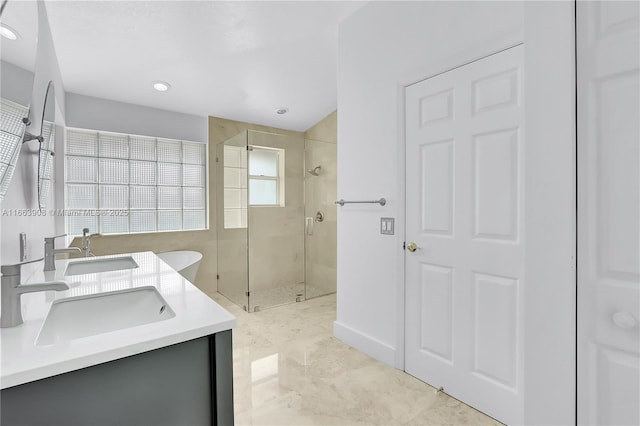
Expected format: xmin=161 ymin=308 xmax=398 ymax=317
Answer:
xmin=0 ymin=251 xmax=236 ymax=389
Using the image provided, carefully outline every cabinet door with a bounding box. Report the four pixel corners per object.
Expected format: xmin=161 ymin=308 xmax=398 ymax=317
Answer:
xmin=0 ymin=335 xmax=234 ymax=426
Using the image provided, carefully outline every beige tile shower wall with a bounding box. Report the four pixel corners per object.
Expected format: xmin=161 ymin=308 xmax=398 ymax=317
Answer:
xmin=209 ymin=117 xmax=302 ymax=145
xmin=303 ymin=111 xmax=337 ymax=298
xmin=248 ymin=131 xmax=305 ymax=296
xmin=305 ymin=111 xmax=337 ymax=144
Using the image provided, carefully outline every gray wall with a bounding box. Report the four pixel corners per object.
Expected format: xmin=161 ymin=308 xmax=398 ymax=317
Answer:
xmin=65 ymin=93 xmax=207 ymax=143
xmin=0 ymin=61 xmax=34 ymax=106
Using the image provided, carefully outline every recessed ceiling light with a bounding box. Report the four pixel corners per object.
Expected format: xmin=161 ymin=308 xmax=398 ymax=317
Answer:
xmin=152 ymin=81 xmax=171 ymax=92
xmin=0 ymin=24 xmax=19 ymax=41
xmin=276 ymin=107 xmax=289 ymax=115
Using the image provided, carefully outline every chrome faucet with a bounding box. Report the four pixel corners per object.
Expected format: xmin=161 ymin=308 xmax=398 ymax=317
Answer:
xmin=82 ymin=228 xmax=101 ymax=257
xmin=44 ymin=234 xmax=81 ymax=271
xmin=1 ymin=259 xmax=69 ymax=328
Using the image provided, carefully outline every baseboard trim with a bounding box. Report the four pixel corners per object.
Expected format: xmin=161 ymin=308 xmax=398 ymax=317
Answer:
xmin=333 ymin=321 xmax=397 ymax=367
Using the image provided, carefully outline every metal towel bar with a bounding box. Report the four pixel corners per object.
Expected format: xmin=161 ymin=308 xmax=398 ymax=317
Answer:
xmin=335 ymin=198 xmax=386 ymax=206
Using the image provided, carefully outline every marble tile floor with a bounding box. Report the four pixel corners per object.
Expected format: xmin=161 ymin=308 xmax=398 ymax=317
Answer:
xmin=208 ymin=292 xmax=501 ymax=426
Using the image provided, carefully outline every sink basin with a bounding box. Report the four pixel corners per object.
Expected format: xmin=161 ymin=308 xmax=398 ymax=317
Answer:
xmin=65 ymin=256 xmax=138 ymax=276
xmin=36 ymin=287 xmax=175 ymax=346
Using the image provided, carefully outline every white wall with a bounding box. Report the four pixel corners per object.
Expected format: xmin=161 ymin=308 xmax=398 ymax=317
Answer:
xmin=335 ymin=0 xmax=525 ymax=367
xmin=30 ymin=1 xmax=67 ymax=133
xmin=336 ymin=1 xmax=575 ymax=424
xmin=65 ymin=93 xmax=207 ymax=143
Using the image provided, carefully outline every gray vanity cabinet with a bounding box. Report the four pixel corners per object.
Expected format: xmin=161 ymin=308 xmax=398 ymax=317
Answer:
xmin=0 ymin=330 xmax=233 ymax=426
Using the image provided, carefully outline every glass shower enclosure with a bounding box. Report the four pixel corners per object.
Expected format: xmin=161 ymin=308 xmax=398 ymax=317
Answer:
xmin=217 ymin=130 xmax=306 ymax=312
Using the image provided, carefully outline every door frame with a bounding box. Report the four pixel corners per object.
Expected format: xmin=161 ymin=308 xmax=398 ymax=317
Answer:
xmin=397 ymin=3 xmax=576 ymax=424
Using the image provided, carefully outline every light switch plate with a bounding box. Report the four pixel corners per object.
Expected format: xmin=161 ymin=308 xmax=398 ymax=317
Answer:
xmin=380 ymin=217 xmax=395 ymax=235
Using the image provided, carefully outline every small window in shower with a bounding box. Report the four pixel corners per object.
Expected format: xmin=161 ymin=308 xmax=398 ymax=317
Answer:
xmin=248 ymin=146 xmax=284 ymax=206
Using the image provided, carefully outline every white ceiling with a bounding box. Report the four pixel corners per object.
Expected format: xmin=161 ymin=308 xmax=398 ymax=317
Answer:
xmin=1 ymin=1 xmax=38 ymax=72
xmin=1 ymin=1 xmax=365 ymax=132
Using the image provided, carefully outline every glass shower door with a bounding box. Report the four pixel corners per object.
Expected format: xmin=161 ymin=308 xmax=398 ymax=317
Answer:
xmin=304 ymin=138 xmax=337 ymax=299
xmin=216 ymin=131 xmax=249 ymax=310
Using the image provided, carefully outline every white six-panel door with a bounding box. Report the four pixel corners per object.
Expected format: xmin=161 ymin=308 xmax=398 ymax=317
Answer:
xmin=577 ymin=2 xmax=640 ymax=424
xmin=404 ymin=45 xmax=524 ymax=425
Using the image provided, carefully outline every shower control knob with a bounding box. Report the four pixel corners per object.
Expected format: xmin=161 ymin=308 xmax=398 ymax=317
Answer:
xmin=406 ymin=242 xmax=419 ymax=252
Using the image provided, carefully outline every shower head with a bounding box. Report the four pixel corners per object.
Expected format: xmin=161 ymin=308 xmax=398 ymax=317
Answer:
xmin=306 ymin=165 xmax=321 ymax=176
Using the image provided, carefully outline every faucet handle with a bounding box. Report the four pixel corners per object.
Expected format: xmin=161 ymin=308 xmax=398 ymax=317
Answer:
xmin=1 ymin=257 xmax=44 ymax=276
xmin=45 ymin=234 xmax=67 ymax=243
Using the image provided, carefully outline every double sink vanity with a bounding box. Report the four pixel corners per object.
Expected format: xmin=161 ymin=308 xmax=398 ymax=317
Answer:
xmin=0 ymin=251 xmax=236 ymax=426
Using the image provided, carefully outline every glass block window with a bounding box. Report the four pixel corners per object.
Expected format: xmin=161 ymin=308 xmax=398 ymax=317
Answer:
xmin=65 ymin=128 xmax=207 ymax=235
xmin=0 ymin=98 xmax=29 ymax=198
xmin=223 ymin=145 xmax=247 ymax=229
xmin=248 ymin=146 xmax=284 ymax=206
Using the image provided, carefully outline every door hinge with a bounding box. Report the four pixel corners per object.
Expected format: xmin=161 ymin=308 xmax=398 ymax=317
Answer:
xmin=403 ymin=241 xmax=406 ymax=250
xmin=215 ymin=157 xmax=219 ymax=163
xmin=216 ymin=274 xmax=219 ymax=280
xmin=246 ymin=291 xmax=250 ymax=297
